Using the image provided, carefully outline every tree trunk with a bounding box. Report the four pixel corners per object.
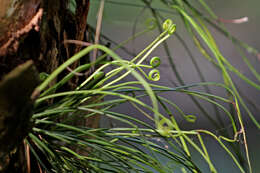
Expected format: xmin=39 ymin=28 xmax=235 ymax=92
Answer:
xmin=0 ymin=0 xmax=93 ymax=172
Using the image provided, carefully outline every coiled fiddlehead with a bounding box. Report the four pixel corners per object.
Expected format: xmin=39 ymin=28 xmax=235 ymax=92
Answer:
xmin=148 ymin=69 xmax=160 ymax=81
xmin=150 ymin=56 xmax=161 ymax=68
xmin=145 ymin=18 xmax=157 ymax=30
xmin=162 ymin=19 xmax=176 ymax=35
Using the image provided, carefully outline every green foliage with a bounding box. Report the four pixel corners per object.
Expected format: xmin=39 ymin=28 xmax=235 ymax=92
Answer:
xmin=26 ymin=1 xmax=260 ymax=172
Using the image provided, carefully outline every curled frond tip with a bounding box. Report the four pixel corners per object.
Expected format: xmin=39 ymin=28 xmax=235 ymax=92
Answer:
xmin=162 ymin=19 xmax=176 ymax=35
xmin=149 ymin=69 xmax=160 ymax=81
xmin=150 ymin=56 xmax=161 ymax=68
xmin=145 ymin=18 xmax=157 ymax=30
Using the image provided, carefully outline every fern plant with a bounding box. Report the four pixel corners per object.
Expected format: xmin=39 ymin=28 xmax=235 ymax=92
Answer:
xmin=24 ymin=1 xmax=260 ymax=172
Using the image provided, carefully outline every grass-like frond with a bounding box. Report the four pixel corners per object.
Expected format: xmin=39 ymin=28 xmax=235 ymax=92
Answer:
xmin=24 ymin=1 xmax=260 ymax=172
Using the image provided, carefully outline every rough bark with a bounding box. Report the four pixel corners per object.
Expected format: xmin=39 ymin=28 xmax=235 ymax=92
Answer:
xmin=0 ymin=61 xmax=39 ymax=172
xmin=0 ymin=0 xmax=90 ymax=78
xmin=0 ymin=0 xmax=93 ymax=172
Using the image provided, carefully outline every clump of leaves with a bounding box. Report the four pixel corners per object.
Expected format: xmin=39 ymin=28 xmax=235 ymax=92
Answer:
xmin=24 ymin=1 xmax=260 ymax=172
